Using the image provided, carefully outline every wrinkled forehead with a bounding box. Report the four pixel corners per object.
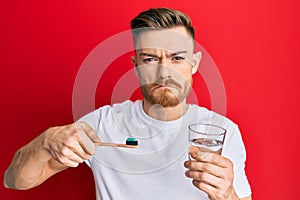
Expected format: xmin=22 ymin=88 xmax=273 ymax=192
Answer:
xmin=133 ymin=27 xmax=194 ymax=54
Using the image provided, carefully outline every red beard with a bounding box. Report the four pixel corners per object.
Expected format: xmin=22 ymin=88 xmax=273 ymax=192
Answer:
xmin=140 ymin=82 xmax=182 ymax=107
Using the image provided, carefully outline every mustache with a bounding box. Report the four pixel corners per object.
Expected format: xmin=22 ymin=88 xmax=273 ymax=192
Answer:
xmin=147 ymin=79 xmax=182 ymax=89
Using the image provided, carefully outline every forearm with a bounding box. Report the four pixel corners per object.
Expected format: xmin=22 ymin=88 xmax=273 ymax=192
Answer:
xmin=4 ymin=132 xmax=66 ymax=190
xmin=4 ymin=122 xmax=97 ymax=190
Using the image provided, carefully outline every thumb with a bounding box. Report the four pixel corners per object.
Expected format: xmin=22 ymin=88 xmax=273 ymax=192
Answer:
xmin=78 ymin=121 xmax=101 ymax=143
xmin=75 ymin=122 xmax=101 ymax=154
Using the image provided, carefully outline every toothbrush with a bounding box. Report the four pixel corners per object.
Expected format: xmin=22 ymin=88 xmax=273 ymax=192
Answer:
xmin=95 ymin=138 xmax=139 ymax=148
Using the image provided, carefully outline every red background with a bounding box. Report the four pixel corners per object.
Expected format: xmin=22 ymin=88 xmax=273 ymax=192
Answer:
xmin=1 ymin=0 xmax=299 ymax=199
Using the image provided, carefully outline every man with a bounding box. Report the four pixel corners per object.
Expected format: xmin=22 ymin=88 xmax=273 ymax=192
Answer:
xmin=4 ymin=8 xmax=252 ymax=200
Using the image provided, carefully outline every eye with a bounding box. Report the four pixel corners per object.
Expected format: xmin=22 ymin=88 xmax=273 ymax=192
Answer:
xmin=172 ymin=56 xmax=185 ymax=62
xmin=143 ymin=57 xmax=158 ymax=63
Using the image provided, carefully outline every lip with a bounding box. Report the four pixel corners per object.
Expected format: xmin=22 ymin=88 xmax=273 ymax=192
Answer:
xmin=154 ymin=85 xmax=178 ymax=90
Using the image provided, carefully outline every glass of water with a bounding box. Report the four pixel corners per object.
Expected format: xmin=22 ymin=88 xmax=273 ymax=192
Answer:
xmin=188 ymin=123 xmax=226 ymax=159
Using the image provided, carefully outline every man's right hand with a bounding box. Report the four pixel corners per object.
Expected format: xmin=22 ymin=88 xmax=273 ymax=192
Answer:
xmin=4 ymin=121 xmax=101 ymax=189
xmin=43 ymin=121 xmax=101 ymax=168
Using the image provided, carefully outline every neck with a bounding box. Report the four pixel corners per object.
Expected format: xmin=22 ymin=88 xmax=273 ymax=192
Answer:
xmin=142 ymin=99 xmax=189 ymax=121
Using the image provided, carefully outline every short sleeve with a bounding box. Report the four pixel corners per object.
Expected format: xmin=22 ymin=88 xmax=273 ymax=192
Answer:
xmin=222 ymin=124 xmax=252 ymax=198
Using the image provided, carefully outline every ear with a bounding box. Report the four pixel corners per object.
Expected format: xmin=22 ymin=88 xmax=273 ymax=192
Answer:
xmin=131 ymin=56 xmax=139 ymax=77
xmin=191 ymin=51 xmax=202 ymax=75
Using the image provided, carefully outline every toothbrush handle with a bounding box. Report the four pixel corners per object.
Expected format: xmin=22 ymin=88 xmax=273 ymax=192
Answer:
xmin=94 ymin=142 xmax=138 ymax=148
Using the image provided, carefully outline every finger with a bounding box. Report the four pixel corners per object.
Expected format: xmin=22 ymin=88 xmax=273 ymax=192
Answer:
xmin=75 ymin=122 xmax=97 ymax=154
xmin=192 ymin=180 xmax=217 ymax=198
xmin=184 ymin=160 xmax=224 ymax=178
xmin=57 ymin=148 xmax=84 ymax=167
xmin=67 ymin=139 xmax=92 ymax=160
xmin=186 ymin=170 xmax=222 ymax=188
xmin=60 ymin=158 xmax=80 ymax=168
xmin=61 ymin=147 xmax=85 ymax=163
xmin=52 ymin=153 xmax=79 ymax=168
xmin=79 ymin=121 xmax=101 ymax=143
xmin=191 ymin=151 xmax=231 ymax=168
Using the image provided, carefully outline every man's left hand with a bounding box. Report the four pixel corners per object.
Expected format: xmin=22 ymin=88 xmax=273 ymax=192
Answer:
xmin=184 ymin=151 xmax=239 ymax=200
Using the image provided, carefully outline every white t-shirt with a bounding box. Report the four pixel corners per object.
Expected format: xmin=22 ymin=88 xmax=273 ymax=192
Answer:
xmin=80 ymin=100 xmax=251 ymax=200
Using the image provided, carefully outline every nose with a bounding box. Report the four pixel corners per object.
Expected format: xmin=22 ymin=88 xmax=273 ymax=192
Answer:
xmin=157 ymin=59 xmax=170 ymax=79
xmin=157 ymin=65 xmax=169 ymax=79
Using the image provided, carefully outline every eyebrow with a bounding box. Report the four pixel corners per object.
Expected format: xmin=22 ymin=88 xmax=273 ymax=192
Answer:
xmin=139 ymin=51 xmax=188 ymax=57
xmin=170 ymin=51 xmax=188 ymax=56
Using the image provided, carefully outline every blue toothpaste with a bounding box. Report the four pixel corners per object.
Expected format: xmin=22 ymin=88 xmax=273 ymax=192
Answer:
xmin=126 ymin=138 xmax=138 ymax=146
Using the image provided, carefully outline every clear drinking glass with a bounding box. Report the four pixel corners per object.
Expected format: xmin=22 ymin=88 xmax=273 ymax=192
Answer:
xmin=188 ymin=123 xmax=226 ymax=159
